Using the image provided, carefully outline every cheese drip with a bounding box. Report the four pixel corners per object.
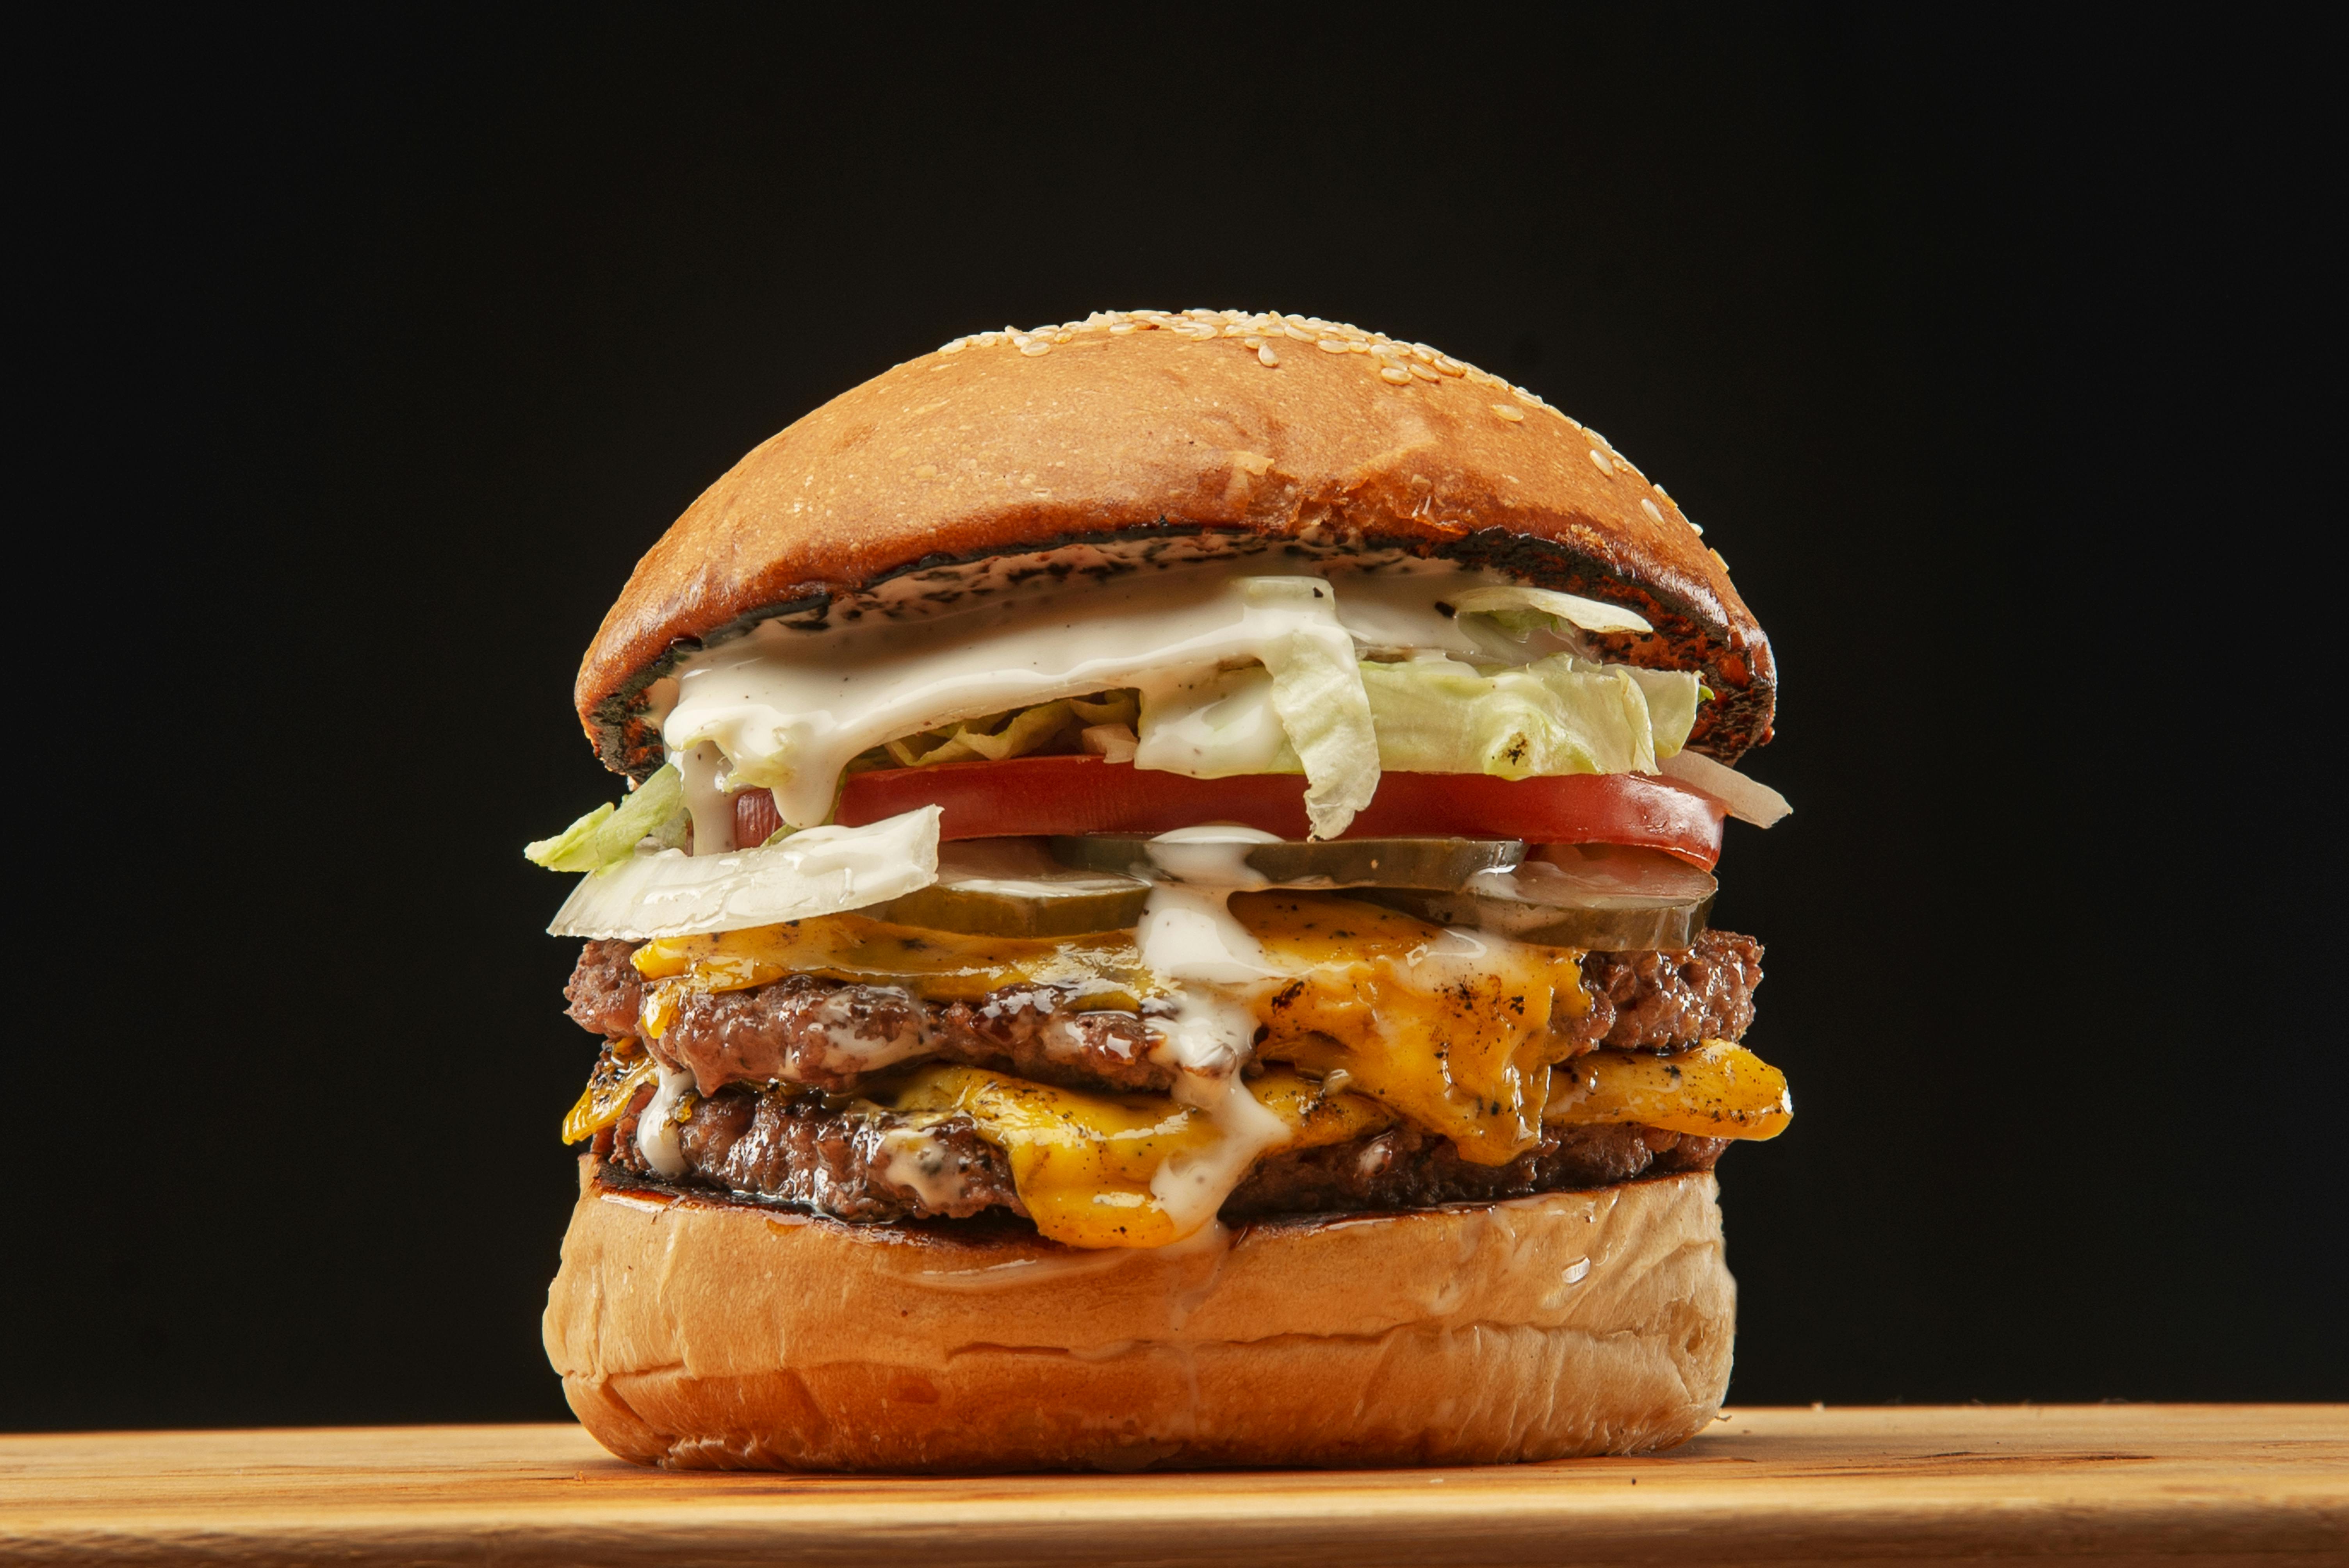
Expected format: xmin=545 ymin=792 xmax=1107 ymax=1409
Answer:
xmin=881 ymin=1065 xmax=1390 ymax=1249
xmin=1551 ymin=1041 xmax=1792 ymax=1140
xmin=632 ymin=914 xmax=1155 ymax=1032
xmin=1239 ymin=891 xmax=1590 ymax=1165
xmin=562 ymin=1049 xmax=657 ymax=1144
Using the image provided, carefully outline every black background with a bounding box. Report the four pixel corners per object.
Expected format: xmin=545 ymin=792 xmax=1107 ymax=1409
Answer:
xmin=14 ymin=8 xmax=2342 ymax=1431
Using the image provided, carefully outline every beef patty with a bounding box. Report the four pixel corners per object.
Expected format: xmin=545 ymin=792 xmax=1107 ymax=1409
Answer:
xmin=568 ymin=928 xmax=1763 ymax=1098
xmin=594 ymin=1069 xmax=1730 ymax=1228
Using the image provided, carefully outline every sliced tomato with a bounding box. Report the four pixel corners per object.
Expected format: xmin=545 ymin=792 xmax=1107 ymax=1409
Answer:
xmin=792 ymin=756 xmax=1726 ymax=868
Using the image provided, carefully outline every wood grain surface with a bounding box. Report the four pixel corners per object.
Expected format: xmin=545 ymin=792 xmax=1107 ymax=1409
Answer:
xmin=3 ymin=1405 xmax=2342 ymax=1565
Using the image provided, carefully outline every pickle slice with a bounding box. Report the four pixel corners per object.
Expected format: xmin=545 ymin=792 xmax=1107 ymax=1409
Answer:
xmin=1363 ymin=843 xmax=1716 ymax=950
xmin=1048 ymin=834 xmax=1526 ymax=890
xmin=864 ymin=839 xmax=1151 ymax=937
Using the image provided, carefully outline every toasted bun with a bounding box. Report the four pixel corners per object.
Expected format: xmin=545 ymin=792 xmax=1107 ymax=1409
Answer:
xmin=575 ymin=310 xmax=1773 ymax=777
xmin=543 ymin=1159 xmax=1734 ymax=1472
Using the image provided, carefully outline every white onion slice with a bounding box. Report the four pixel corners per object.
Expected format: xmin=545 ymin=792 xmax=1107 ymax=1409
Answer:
xmin=546 ymin=806 xmax=942 ymax=940
xmin=1659 ymin=750 xmax=1791 ymax=828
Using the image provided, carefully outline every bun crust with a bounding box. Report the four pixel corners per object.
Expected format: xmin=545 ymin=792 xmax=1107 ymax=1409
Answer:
xmin=574 ymin=312 xmax=1774 ymax=777
xmin=543 ymin=1159 xmax=1735 ymax=1472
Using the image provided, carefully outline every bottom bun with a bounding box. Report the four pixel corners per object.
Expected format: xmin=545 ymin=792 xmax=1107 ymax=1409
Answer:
xmin=543 ymin=1157 xmax=1735 ymax=1471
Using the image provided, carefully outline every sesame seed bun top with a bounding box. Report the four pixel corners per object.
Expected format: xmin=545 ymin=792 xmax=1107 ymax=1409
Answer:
xmin=575 ymin=309 xmax=1775 ymax=777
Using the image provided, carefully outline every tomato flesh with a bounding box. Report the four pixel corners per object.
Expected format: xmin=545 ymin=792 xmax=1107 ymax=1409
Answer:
xmin=793 ymin=755 xmax=1727 ymax=868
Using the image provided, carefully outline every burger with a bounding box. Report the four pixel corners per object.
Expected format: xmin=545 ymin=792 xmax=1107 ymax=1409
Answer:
xmin=530 ymin=308 xmax=1792 ymax=1471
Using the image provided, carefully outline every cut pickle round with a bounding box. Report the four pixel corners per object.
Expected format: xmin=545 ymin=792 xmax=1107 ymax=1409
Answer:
xmin=1048 ymin=834 xmax=1526 ymax=890
xmin=1362 ymin=842 xmax=1716 ymax=950
xmin=863 ymin=839 xmax=1150 ymax=937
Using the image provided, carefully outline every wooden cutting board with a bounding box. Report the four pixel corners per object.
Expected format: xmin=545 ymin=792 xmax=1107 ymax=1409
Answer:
xmin=3 ymin=1404 xmax=2342 ymax=1564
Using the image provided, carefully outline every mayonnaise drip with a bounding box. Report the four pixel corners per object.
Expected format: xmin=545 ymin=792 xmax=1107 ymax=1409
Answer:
xmin=880 ymin=1125 xmax=971 ymax=1210
xmin=1128 ymin=826 xmax=1299 ymax=1239
xmin=675 ymin=741 xmax=736 ymax=853
xmin=635 ymin=1065 xmax=694 ymax=1178
xmin=1133 ymin=826 xmax=1284 ymax=1078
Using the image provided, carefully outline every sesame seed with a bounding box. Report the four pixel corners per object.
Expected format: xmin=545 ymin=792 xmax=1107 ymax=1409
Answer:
xmin=1108 ymin=323 xmax=1135 ymax=335
xmin=1653 ymin=483 xmax=1674 ymax=501
xmin=1640 ymin=498 xmax=1663 ymax=522
xmin=1348 ymin=340 xmax=1371 ymax=353
xmin=1284 ymin=325 xmax=1315 ymax=342
xmin=1492 ymin=404 xmax=1526 ymax=422
xmin=1379 ymin=365 xmax=1413 ymax=384
xmin=1709 ymin=547 xmax=1731 ymax=571
xmin=939 ymin=339 xmax=968 ymax=355
xmin=1021 ymin=341 xmax=1052 ymax=357
xmin=1588 ymin=449 xmax=1613 ymax=475
xmin=1258 ymin=344 xmax=1281 ymax=367
xmin=1410 ymin=362 xmax=1440 ymax=381
xmin=1317 ymin=339 xmax=1353 ymax=354
xmin=914 ymin=463 xmax=939 ymax=479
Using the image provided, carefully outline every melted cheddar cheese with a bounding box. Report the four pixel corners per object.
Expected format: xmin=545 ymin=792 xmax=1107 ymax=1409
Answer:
xmin=602 ymin=899 xmax=1791 ymax=1249
xmin=1551 ymin=1041 xmax=1793 ymax=1140
xmin=562 ymin=1048 xmax=657 ymax=1144
xmin=632 ymin=915 xmax=1157 ymax=1036
xmin=1231 ymin=892 xmax=1588 ymax=1166
xmin=879 ymin=1064 xmax=1390 ymax=1248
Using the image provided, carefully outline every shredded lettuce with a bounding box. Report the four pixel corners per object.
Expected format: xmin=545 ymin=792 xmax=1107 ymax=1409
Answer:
xmin=1445 ymin=584 xmax=1654 ymax=636
xmin=1136 ymin=665 xmax=1301 ymax=777
xmin=1624 ymin=666 xmax=1699 ymax=760
xmin=1132 ymin=583 xmax=1379 ymax=837
xmin=524 ymin=763 xmax=690 ymax=872
xmin=1363 ymin=655 xmax=1697 ymax=777
xmin=1133 ymin=654 xmax=1700 ymax=788
xmin=859 ymin=690 xmax=1139 ymax=770
xmin=1241 ymin=578 xmax=1379 ymax=838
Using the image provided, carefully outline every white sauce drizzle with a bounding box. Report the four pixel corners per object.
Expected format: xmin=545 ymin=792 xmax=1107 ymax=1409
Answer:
xmin=1127 ymin=826 xmax=1299 ymax=1239
xmin=879 ymin=1126 xmax=971 ymax=1210
xmin=675 ymin=740 xmax=736 ymax=853
xmin=811 ymin=992 xmax=928 ymax=1078
xmin=635 ymin=1065 xmax=693 ymax=1178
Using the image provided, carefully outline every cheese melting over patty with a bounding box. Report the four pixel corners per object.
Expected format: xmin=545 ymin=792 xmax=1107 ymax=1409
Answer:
xmin=619 ymin=893 xmax=1789 ymax=1248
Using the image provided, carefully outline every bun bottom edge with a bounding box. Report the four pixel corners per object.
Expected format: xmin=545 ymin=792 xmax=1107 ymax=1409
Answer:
xmin=544 ymin=1158 xmax=1736 ymax=1472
